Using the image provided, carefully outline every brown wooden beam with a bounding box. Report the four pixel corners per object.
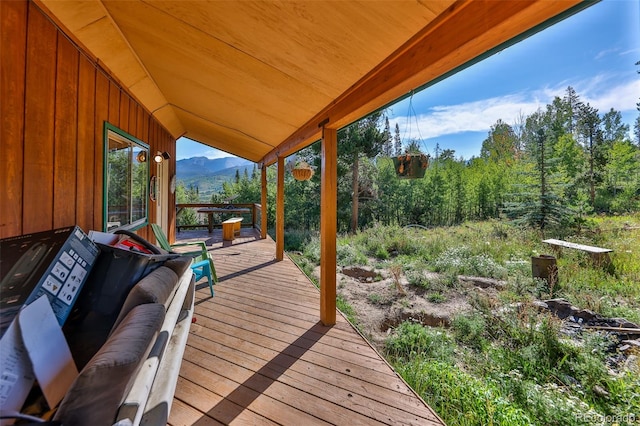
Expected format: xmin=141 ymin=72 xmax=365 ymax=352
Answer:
xmin=275 ymin=156 xmax=284 ymax=261
xmin=320 ymin=127 xmax=337 ymax=326
xmin=261 ymin=163 xmax=267 ymax=239
xmin=261 ymin=0 xmax=583 ymax=166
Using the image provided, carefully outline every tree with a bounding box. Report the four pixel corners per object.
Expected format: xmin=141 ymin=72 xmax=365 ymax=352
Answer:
xmin=562 ymin=86 xmax=582 ymax=136
xmin=339 ymin=112 xmax=386 ymax=233
xmin=576 ymin=103 xmax=603 ymax=207
xmin=601 ymin=108 xmax=629 ymax=144
xmin=394 ymin=123 xmax=402 ymax=156
xmin=382 ymin=116 xmax=393 ymax=156
xmin=506 ymin=123 xmax=573 ymax=234
xmin=175 ymin=183 xmax=201 ymax=226
xmin=480 ymin=119 xmax=518 ymax=163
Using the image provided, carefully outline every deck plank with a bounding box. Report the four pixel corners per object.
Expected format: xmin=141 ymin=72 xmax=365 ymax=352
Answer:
xmin=170 ymin=229 xmax=444 ymax=426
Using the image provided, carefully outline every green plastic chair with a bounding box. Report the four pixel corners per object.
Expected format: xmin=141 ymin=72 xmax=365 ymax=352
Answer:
xmin=151 ymin=223 xmax=217 ymax=296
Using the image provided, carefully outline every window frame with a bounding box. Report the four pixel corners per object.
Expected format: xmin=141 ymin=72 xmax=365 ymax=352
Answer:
xmin=103 ymin=122 xmax=150 ymax=232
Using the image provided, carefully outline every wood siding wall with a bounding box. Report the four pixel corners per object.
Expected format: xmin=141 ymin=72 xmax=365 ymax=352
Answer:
xmin=1 ymin=0 xmax=176 ymax=241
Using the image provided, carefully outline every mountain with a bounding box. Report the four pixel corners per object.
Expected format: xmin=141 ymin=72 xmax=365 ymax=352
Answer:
xmin=177 ymin=156 xmax=252 ymax=177
xmin=176 ymin=156 xmax=255 ymax=201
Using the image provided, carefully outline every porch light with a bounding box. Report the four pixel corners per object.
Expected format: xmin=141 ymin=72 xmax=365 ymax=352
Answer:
xmin=154 ymin=151 xmax=170 ymax=163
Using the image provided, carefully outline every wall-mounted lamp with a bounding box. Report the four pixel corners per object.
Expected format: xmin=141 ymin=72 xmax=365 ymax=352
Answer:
xmin=153 ymin=151 xmax=171 ymax=163
xmin=136 ymin=151 xmax=147 ymax=163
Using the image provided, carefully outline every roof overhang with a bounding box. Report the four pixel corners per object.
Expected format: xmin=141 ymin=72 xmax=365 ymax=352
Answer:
xmin=36 ymin=0 xmax=590 ymax=165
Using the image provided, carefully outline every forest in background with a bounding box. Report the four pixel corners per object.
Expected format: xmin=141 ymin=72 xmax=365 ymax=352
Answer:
xmin=177 ymin=86 xmax=640 ymax=236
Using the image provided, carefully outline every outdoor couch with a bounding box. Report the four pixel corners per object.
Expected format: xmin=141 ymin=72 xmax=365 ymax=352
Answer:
xmin=52 ymin=255 xmax=195 ymax=425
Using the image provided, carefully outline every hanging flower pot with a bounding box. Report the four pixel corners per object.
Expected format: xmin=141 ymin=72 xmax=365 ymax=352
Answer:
xmin=292 ymin=161 xmax=314 ymax=181
xmin=393 ymin=153 xmax=430 ymax=179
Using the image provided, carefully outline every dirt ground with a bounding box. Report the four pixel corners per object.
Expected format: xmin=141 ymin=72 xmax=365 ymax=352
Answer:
xmin=312 ymin=264 xmax=500 ymax=349
xmin=310 ymin=264 xmax=639 ymax=374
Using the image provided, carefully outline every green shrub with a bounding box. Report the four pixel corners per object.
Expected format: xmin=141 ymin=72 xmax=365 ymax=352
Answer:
xmin=452 ymin=313 xmax=487 ymax=350
xmin=433 ymin=246 xmax=508 ymax=279
xmin=336 ymin=241 xmax=368 ymax=266
xmin=284 ymin=229 xmax=313 ymax=251
xmin=302 ymin=235 xmax=320 ymax=264
xmin=395 ymin=359 xmax=534 ymax=426
xmin=427 ymin=293 xmax=446 ymax=303
xmin=368 ymin=293 xmax=382 ymax=304
xmin=384 ymin=321 xmax=454 ymax=363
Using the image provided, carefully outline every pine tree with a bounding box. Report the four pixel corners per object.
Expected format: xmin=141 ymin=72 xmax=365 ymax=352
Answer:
xmin=505 ymin=127 xmax=573 ymax=234
xmin=576 ymin=103 xmax=603 ymax=207
xmin=563 ymin=86 xmax=582 ymax=136
xmin=394 ymin=123 xmax=402 ymax=156
xmin=382 ymin=117 xmax=393 ymax=156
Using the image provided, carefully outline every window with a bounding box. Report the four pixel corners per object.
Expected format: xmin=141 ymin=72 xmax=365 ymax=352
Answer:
xmin=103 ymin=123 xmax=149 ymax=232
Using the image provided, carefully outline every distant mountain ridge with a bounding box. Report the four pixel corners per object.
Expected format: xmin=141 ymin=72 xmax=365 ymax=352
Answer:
xmin=177 ymin=156 xmax=252 ymax=177
xmin=176 ymin=156 xmax=254 ymax=201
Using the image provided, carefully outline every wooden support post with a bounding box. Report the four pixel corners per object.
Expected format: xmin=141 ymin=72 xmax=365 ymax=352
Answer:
xmin=261 ymin=163 xmax=267 ymax=239
xmin=276 ymin=156 xmax=285 ymax=261
xmin=320 ymin=126 xmax=337 ymax=326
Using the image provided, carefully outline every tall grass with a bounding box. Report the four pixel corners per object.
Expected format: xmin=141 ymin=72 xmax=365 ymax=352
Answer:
xmin=290 ymin=216 xmax=640 ymax=424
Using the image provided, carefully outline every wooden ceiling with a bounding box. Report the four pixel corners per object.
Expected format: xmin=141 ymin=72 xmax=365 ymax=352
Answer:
xmin=37 ymin=0 xmax=586 ymax=164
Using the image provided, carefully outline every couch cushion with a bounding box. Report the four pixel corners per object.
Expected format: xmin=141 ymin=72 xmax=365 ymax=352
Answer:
xmin=54 ymin=303 xmax=165 ymax=426
xmin=163 ymin=256 xmax=193 ymax=277
xmin=110 ymin=266 xmax=178 ymax=332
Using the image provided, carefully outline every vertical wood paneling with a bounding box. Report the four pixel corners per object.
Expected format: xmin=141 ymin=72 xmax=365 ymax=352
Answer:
xmin=108 ymin=81 xmax=120 ymax=127
xmin=3 ymin=0 xmax=176 ymax=238
xmin=137 ymin=104 xmax=145 ymax=141
xmin=53 ymin=34 xmax=79 ymax=228
xmin=94 ymin=71 xmax=109 ymax=231
xmin=76 ymin=55 xmax=96 ymax=232
xmin=128 ymin=101 xmax=138 ymax=139
xmin=140 ymin=109 xmax=149 ymax=144
xmin=119 ymin=91 xmax=130 ymax=134
xmin=23 ymin=2 xmax=57 ymax=233
xmin=0 ymin=0 xmax=27 ymax=238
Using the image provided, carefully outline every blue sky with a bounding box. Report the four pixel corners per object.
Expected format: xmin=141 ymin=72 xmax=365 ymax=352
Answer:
xmin=177 ymin=0 xmax=640 ymax=161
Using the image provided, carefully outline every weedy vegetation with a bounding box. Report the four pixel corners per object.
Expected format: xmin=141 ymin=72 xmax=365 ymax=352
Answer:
xmin=292 ymin=215 xmax=640 ymax=425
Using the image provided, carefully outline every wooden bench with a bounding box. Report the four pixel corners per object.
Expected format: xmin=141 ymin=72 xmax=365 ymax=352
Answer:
xmin=222 ymin=217 xmax=243 ymax=241
xmin=542 ymin=238 xmax=612 ymax=267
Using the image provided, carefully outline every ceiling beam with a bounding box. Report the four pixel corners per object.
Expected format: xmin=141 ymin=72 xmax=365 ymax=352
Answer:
xmin=260 ymin=0 xmax=585 ymax=166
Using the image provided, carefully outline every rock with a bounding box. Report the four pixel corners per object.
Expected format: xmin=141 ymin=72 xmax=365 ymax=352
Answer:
xmin=624 ymin=355 xmax=638 ymax=373
xmin=608 ymin=318 xmax=640 ymax=329
xmin=573 ymin=309 xmax=597 ymax=323
xmin=545 ymin=298 xmax=579 ymax=320
xmin=593 ymin=385 xmax=609 ymax=398
xmin=532 ymin=300 xmax=549 ymax=311
xmin=621 ymin=339 xmax=640 ymax=348
xmin=458 ymin=275 xmax=506 ymax=290
xmin=342 ymin=266 xmax=379 ymax=282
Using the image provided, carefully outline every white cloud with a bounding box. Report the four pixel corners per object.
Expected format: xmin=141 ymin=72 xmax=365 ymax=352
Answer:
xmin=389 ymin=75 xmax=638 ymax=141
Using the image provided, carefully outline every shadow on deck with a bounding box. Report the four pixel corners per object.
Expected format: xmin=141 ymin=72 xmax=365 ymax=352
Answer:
xmin=169 ymin=228 xmax=444 ymax=425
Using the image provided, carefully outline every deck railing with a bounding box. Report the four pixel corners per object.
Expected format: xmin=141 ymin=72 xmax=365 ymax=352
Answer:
xmin=176 ymin=203 xmax=261 ymax=231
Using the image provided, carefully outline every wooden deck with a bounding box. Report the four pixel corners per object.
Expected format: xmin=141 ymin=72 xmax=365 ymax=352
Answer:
xmin=169 ymin=228 xmax=444 ymax=426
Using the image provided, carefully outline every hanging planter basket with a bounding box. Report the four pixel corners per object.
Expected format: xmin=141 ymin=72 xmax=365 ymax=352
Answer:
xmin=393 ymin=153 xmax=430 ymax=179
xmin=292 ymin=161 xmax=314 ymax=181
